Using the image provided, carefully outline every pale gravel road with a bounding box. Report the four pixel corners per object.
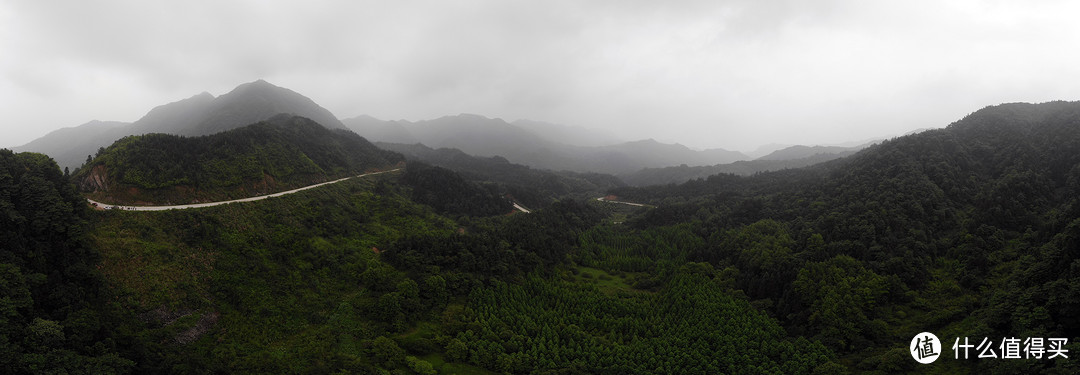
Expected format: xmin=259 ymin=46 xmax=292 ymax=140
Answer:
xmin=86 ymin=169 xmax=400 ymax=211
xmin=595 ymin=197 xmax=654 ymax=208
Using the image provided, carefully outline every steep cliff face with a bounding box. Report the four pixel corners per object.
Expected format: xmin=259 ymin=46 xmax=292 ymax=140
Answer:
xmin=79 ymin=164 xmax=109 ymax=192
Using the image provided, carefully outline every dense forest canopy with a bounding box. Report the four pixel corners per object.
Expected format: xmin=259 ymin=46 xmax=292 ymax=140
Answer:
xmin=0 ymin=149 xmax=134 ymax=373
xmin=2 ymin=101 xmax=1080 ymax=373
xmin=607 ymin=102 xmax=1080 ymax=373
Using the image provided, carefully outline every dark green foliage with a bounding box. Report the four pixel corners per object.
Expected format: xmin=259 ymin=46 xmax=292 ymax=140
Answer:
xmin=76 ymin=114 xmax=403 ymax=204
xmin=86 ymin=174 xmax=459 ymax=373
xmin=8 ymin=100 xmax=1080 ymax=373
xmin=453 ymin=271 xmax=835 ymax=373
xmin=0 ymin=149 xmax=134 ymax=374
xmin=372 ymin=336 xmax=405 ymax=367
xmin=602 ymin=101 xmax=1080 ymax=371
xmin=384 ymin=199 xmax=605 ymax=276
xmin=379 ymin=142 xmax=625 ymax=208
xmin=401 ymin=161 xmax=513 ymax=217
xmin=792 ymin=255 xmax=892 ymax=351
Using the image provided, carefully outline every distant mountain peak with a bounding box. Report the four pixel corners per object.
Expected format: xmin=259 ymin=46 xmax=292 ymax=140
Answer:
xmin=438 ymin=113 xmax=504 ymax=123
xmin=232 ymin=78 xmax=278 ymax=92
xmin=14 ymin=80 xmax=351 ymax=170
xmin=133 ymin=80 xmax=346 ymax=136
xmin=456 ymin=113 xmax=488 ymax=119
xmin=350 ymin=114 xmax=383 ymax=121
xmin=84 ymin=120 xmax=125 ymax=127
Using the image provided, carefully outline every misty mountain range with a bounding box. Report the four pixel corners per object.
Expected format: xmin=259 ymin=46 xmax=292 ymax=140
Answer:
xmin=14 ymin=80 xmax=869 ymax=179
xmin=13 ymin=80 xmax=345 ymax=171
xmin=345 ymin=113 xmax=749 ymax=175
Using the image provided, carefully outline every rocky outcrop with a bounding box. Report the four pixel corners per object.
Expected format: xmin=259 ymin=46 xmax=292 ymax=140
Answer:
xmin=78 ymin=164 xmax=109 ymax=192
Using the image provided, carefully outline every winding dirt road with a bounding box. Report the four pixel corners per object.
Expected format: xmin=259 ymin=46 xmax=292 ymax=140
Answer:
xmin=86 ymin=169 xmax=401 ymax=211
xmin=595 ymin=197 xmax=654 ymax=208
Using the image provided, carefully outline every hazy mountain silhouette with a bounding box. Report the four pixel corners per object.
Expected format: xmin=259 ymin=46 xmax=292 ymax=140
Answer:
xmin=510 ymin=119 xmax=623 ymax=147
xmin=172 ymin=79 xmax=346 ymax=136
xmin=621 ymin=151 xmax=860 ymax=186
xmin=342 ymin=115 xmax=418 ymax=144
xmin=14 ymin=80 xmax=346 ymax=171
xmin=12 ymin=120 xmax=132 ymax=173
xmin=743 ymin=143 xmax=793 ymax=159
xmin=755 ymin=144 xmax=871 ymax=161
xmin=135 ymin=91 xmax=217 ymax=134
xmin=346 ymin=114 xmax=748 ymax=174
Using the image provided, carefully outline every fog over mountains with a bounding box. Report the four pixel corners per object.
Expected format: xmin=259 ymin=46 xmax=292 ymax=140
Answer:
xmin=15 ymin=80 xmax=869 ymax=177
xmin=344 ymin=114 xmax=751 ymax=175
xmin=13 ymin=80 xmax=345 ymax=170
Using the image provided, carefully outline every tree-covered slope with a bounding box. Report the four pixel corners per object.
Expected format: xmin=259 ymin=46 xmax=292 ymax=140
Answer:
xmin=9 ymin=100 xmax=1080 ymax=374
xmin=75 ymin=114 xmax=403 ymax=205
xmin=78 ymin=170 xmax=837 ymax=373
xmin=378 ymin=142 xmax=625 ymax=209
xmin=399 ymin=162 xmax=514 ymax=217
xmin=0 ymin=150 xmax=134 ymax=373
xmin=604 ymin=101 xmax=1080 ymax=373
xmin=86 ymin=173 xmax=458 ymax=373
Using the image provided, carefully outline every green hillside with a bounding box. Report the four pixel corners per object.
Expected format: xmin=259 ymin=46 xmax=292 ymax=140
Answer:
xmin=378 ymin=142 xmax=625 ymax=209
xmin=4 ymin=101 xmax=1080 ymax=373
xmin=606 ymin=101 xmax=1080 ymax=373
xmin=0 ymin=150 xmax=134 ymax=373
xmin=75 ymin=115 xmax=403 ymax=205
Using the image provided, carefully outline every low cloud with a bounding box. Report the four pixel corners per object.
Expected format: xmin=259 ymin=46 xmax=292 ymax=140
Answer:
xmin=3 ymin=0 xmax=1080 ymax=150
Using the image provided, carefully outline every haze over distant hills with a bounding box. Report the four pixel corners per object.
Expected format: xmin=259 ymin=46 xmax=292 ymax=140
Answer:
xmin=621 ymin=148 xmax=862 ymax=186
xmin=139 ymin=79 xmax=346 ymax=136
xmin=14 ymin=79 xmax=880 ymax=179
xmin=755 ymin=144 xmax=869 ymax=161
xmin=344 ymin=114 xmax=748 ymax=175
xmin=13 ymin=80 xmax=347 ymax=171
xmin=618 ymin=142 xmax=874 ymax=186
xmin=510 ymin=119 xmax=624 ymax=147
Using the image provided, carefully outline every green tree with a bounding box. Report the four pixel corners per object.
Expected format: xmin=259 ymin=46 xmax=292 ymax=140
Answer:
xmin=793 ymin=255 xmax=891 ymax=351
xmin=372 ymin=336 xmax=405 ymax=368
xmin=445 ymin=338 xmax=469 ymax=362
xmin=405 ymin=355 xmax=436 ymax=375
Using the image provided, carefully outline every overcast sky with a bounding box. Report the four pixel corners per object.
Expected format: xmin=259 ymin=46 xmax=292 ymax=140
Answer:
xmin=4 ymin=0 xmax=1080 ymax=151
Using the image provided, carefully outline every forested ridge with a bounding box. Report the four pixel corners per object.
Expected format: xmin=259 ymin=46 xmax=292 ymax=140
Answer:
xmin=74 ymin=114 xmax=403 ymax=205
xmin=378 ymin=142 xmax=625 ymax=210
xmin=607 ymin=101 xmax=1080 ymax=373
xmin=0 ymin=150 xmax=134 ymax=372
xmin=1 ymin=101 xmax=1079 ymax=373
